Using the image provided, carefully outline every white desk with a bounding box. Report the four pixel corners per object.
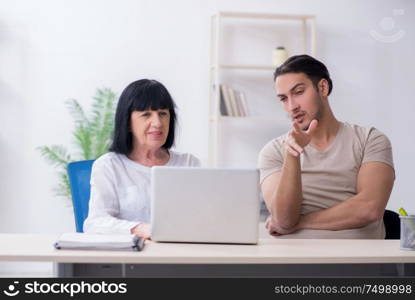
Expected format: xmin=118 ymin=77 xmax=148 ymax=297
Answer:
xmin=1 ymin=234 xmax=415 ymax=264
xmin=1 ymin=234 xmax=414 ymax=277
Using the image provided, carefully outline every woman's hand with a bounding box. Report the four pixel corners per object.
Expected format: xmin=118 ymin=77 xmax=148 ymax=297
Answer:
xmin=131 ymin=223 xmax=152 ymax=240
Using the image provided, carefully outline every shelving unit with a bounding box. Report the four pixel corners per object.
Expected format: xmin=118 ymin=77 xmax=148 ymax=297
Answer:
xmin=211 ymin=64 xmax=275 ymax=70
xmin=209 ymin=11 xmax=316 ymax=167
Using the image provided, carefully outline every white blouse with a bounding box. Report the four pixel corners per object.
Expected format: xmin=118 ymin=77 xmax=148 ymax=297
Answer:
xmin=83 ymin=151 xmax=201 ymax=234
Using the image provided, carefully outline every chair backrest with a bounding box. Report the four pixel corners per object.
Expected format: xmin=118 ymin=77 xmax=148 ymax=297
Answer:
xmin=67 ymin=160 xmax=95 ymax=232
xmin=383 ymin=209 xmax=400 ymax=239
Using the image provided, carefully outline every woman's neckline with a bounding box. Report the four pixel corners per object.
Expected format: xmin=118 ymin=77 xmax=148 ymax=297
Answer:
xmin=121 ymin=150 xmax=174 ymax=170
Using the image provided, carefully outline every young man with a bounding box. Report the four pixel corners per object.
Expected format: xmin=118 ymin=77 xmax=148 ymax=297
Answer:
xmin=258 ymin=55 xmax=395 ymax=239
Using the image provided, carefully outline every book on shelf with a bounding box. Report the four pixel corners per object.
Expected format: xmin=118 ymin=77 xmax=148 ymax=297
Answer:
xmin=220 ymin=84 xmax=234 ymax=116
xmin=219 ymin=87 xmax=228 ymax=116
xmin=219 ymin=84 xmax=229 ymax=116
xmin=219 ymin=84 xmax=250 ymax=117
xmin=227 ymin=86 xmax=240 ymax=117
xmin=238 ymin=91 xmax=250 ymax=117
xmin=234 ymin=91 xmax=246 ymax=117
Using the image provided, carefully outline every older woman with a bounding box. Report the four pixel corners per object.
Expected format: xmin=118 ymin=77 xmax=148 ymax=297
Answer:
xmin=83 ymin=79 xmax=200 ymax=239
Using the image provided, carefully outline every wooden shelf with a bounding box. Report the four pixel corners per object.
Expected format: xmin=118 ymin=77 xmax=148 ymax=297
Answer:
xmin=211 ymin=64 xmax=275 ymax=71
xmin=210 ymin=116 xmax=286 ymax=122
xmin=217 ymin=11 xmax=315 ymax=21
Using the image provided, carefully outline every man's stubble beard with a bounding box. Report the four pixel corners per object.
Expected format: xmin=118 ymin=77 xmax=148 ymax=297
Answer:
xmin=285 ymin=94 xmax=325 ymax=131
xmin=304 ymin=95 xmax=324 ymax=131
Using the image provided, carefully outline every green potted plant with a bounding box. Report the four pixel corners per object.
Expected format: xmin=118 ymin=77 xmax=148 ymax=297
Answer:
xmin=38 ymin=88 xmax=117 ymax=200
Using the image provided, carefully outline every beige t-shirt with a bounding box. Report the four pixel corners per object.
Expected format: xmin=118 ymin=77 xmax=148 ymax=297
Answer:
xmin=258 ymin=122 xmax=394 ymax=239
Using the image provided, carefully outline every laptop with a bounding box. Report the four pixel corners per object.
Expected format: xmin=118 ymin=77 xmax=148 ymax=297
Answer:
xmin=150 ymin=167 xmax=260 ymax=244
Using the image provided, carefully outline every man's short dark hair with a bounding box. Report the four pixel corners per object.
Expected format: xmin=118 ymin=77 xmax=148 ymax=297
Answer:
xmin=109 ymin=79 xmax=177 ymax=155
xmin=273 ymin=55 xmax=333 ymax=95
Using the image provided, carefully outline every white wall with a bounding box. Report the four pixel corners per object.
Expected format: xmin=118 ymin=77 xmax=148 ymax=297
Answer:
xmin=0 ymin=0 xmax=413 ymax=274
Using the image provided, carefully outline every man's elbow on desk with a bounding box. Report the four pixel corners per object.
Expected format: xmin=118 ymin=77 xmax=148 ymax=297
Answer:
xmin=359 ymin=201 xmax=386 ymax=225
xmin=271 ymin=208 xmax=301 ymax=231
xmin=349 ymin=190 xmax=390 ymax=227
xmin=276 ymin=216 xmax=300 ymax=231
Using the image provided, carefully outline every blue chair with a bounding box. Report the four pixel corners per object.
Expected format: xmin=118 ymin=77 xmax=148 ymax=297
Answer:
xmin=67 ymin=160 xmax=95 ymax=232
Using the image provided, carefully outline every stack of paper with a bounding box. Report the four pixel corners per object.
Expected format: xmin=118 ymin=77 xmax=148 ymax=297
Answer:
xmin=54 ymin=233 xmax=145 ymax=251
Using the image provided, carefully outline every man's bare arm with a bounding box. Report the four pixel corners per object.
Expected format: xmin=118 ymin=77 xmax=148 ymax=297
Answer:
xmin=262 ymin=153 xmax=302 ymax=229
xmin=297 ymin=162 xmax=395 ymax=230
xmin=261 ymin=120 xmax=318 ymax=229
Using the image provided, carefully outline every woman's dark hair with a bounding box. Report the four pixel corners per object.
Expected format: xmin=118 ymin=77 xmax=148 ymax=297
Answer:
xmin=273 ymin=55 xmax=333 ymax=95
xmin=109 ymin=79 xmax=177 ymax=154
